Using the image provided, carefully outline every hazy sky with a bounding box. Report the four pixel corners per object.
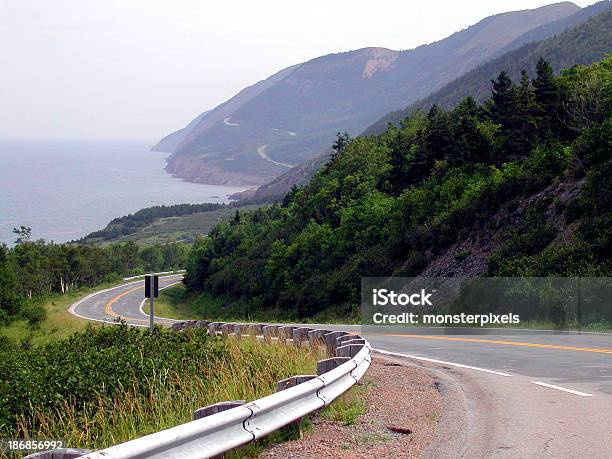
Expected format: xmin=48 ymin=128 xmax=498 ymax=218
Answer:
xmin=0 ymin=0 xmax=596 ymax=141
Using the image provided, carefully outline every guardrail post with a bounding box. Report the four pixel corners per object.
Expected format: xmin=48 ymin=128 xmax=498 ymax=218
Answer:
xmin=339 ymin=338 xmax=366 ymax=348
xmin=308 ymin=329 xmax=329 ymax=347
xmin=316 ymin=357 xmax=351 ymax=374
xmin=254 ymin=324 xmax=266 ymax=336
xmin=24 ymin=449 xmax=92 ymax=459
xmin=324 ymin=331 xmax=348 ymax=356
xmin=191 ymin=401 xmax=246 ymax=459
xmin=335 ymin=344 xmax=363 ymax=358
xmin=207 ymin=322 xmax=225 ymax=334
xmin=193 ymin=400 xmax=246 ymax=420
xmin=278 ymin=326 xmax=297 ymax=345
xmin=275 ymin=375 xmax=317 ymax=439
xmin=262 ymin=325 xmax=279 ymax=344
xmin=335 ymin=334 xmax=361 ymax=347
xmin=292 ymin=327 xmax=312 ymax=347
xmin=241 ymin=324 xmax=253 ymax=337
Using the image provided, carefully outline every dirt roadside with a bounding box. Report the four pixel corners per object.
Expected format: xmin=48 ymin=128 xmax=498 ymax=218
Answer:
xmin=260 ymin=357 xmax=443 ymax=458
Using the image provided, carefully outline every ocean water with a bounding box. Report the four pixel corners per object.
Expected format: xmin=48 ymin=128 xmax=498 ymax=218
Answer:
xmin=0 ymin=140 xmax=247 ymax=244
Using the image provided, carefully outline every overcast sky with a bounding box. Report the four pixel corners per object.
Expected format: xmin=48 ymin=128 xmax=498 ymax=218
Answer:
xmin=0 ymin=0 xmax=596 ymax=141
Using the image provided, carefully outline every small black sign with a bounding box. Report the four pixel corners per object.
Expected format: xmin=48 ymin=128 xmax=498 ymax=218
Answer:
xmin=144 ymin=275 xmax=159 ymax=298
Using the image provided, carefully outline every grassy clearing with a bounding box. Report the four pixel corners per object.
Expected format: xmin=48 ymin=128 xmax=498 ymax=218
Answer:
xmin=143 ymin=284 xmax=201 ymax=320
xmin=0 ymin=326 xmax=320 ymax=453
xmin=97 ymin=205 xmax=262 ymax=246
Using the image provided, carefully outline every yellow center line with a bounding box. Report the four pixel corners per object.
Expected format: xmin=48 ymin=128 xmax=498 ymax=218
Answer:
xmin=381 ymin=334 xmax=612 ymax=354
xmin=105 ymin=285 xmax=147 ymax=321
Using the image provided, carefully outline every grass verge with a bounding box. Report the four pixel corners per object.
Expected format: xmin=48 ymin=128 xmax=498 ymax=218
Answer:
xmin=0 ymin=325 xmax=320 ymax=454
xmin=0 ymin=279 xmax=138 ymax=345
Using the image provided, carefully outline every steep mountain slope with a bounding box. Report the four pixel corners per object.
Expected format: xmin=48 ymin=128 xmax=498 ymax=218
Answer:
xmin=151 ymin=110 xmax=210 ymax=153
xmin=153 ymin=66 xmax=299 ymax=155
xmin=233 ymin=3 xmax=611 ymax=203
xmin=365 ymin=2 xmax=611 ymax=135
xmin=161 ymin=2 xmax=579 ymax=186
xmin=495 ymin=0 xmax=610 ymax=55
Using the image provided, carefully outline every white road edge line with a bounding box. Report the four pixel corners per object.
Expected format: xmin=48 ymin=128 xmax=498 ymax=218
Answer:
xmin=531 ymin=381 xmax=594 ymax=397
xmin=139 ymin=281 xmax=182 ymax=320
xmin=374 ymin=348 xmax=513 ymax=377
xmin=68 ymin=275 xmax=183 ymax=326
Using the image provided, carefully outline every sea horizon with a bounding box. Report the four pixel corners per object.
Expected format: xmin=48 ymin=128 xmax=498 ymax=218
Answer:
xmin=0 ymin=139 xmax=247 ymax=245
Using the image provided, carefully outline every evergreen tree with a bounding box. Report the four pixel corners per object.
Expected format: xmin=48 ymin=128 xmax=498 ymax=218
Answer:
xmin=425 ymin=104 xmax=453 ymax=160
xmin=533 ymin=58 xmax=560 ymax=135
xmin=490 ymin=71 xmax=515 ymax=127
xmin=510 ymin=70 xmax=539 ymax=157
xmin=329 ymin=132 xmax=350 ymax=162
xmin=449 ymin=97 xmax=491 ymax=164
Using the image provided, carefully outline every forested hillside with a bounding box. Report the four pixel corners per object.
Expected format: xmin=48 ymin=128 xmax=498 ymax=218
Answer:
xmin=183 ymin=57 xmax=611 ymax=321
xmin=366 ymin=4 xmax=612 ymax=134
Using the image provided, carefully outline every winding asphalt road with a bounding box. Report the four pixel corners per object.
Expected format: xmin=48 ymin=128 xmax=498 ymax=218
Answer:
xmin=70 ymin=275 xmax=612 ymax=458
xmin=69 ymin=274 xmax=183 ymax=328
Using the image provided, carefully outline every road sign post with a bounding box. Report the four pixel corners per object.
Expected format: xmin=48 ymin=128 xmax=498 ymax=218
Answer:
xmin=144 ymin=275 xmax=159 ymax=332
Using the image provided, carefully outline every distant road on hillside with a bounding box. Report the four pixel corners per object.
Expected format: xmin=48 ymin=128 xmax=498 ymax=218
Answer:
xmin=257 ymin=144 xmax=294 ymax=168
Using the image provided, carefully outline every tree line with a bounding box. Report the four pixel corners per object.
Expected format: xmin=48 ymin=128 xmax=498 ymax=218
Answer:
xmin=0 ymin=230 xmax=188 ymax=326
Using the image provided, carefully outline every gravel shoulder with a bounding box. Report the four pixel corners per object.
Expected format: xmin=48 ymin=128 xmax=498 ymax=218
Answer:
xmin=261 ymin=357 xmax=443 ymax=458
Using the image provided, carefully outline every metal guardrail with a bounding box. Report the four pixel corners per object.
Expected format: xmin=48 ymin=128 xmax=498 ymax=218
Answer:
xmin=68 ymin=322 xmax=371 ymax=459
xmin=122 ymin=270 xmax=186 ymax=281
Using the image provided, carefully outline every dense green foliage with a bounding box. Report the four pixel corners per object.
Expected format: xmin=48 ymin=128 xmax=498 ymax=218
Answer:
xmin=184 ymin=57 xmax=612 ymax=320
xmin=0 ymin=325 xmax=317 ymax=448
xmin=79 ymin=203 xmax=225 ymax=242
xmin=366 ymin=6 xmax=612 ymax=135
xmin=0 ymin=239 xmax=188 ymax=326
